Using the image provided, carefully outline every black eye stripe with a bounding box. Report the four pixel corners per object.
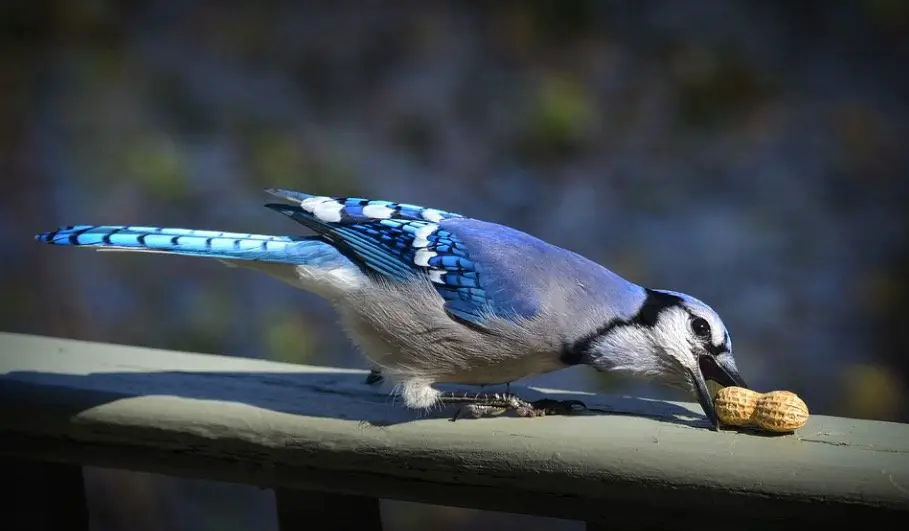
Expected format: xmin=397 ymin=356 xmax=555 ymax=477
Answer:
xmin=706 ymin=342 xmax=728 ymax=356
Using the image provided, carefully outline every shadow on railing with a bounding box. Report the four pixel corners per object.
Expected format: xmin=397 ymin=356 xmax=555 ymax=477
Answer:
xmin=2 ymin=368 xmax=710 ymax=429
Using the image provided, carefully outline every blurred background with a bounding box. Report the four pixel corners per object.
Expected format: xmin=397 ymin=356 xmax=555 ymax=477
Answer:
xmin=1 ymin=1 xmax=907 ymax=530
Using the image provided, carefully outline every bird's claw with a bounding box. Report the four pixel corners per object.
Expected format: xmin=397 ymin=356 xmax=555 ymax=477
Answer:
xmin=515 ymin=398 xmax=588 ymax=417
xmin=448 ymin=394 xmax=587 ymax=421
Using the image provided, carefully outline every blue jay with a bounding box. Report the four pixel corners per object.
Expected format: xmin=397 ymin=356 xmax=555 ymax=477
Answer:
xmin=35 ymin=188 xmax=749 ymax=428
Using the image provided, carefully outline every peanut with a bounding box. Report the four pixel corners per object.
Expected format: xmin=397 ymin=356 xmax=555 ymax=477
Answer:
xmin=714 ymin=386 xmax=809 ymax=433
xmin=713 ymin=386 xmax=758 ymax=427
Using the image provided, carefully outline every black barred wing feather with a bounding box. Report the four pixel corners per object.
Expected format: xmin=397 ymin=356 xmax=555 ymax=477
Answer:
xmin=265 ymin=191 xmax=494 ymax=325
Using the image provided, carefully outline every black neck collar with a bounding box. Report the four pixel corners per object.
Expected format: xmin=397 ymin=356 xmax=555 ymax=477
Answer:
xmin=559 ymin=288 xmax=683 ymax=366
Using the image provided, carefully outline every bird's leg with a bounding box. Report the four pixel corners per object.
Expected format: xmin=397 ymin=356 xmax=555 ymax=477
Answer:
xmin=438 ymin=391 xmax=587 ymax=421
xmin=364 ymin=368 xmax=383 ymax=385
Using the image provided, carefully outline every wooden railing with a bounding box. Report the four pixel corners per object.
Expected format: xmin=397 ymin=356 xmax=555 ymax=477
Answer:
xmin=1 ymin=331 xmax=907 ymax=530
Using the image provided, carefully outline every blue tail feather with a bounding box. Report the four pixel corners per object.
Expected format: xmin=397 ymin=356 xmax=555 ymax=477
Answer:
xmin=34 ymin=225 xmax=348 ymax=266
xmin=36 ymin=188 xmax=466 ymax=284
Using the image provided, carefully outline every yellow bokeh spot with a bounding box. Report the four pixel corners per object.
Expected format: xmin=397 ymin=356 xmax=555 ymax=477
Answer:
xmin=265 ymin=314 xmax=315 ymax=365
xmin=838 ymin=364 xmax=904 ymax=421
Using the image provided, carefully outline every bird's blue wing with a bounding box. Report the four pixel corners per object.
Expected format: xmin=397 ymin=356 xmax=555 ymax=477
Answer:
xmin=266 ymin=188 xmax=463 ymax=224
xmin=265 ymin=190 xmax=538 ymax=325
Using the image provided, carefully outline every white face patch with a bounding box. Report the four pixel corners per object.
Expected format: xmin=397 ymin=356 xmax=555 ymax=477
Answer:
xmin=652 ymin=307 xmax=702 ymax=370
xmin=661 ymin=290 xmax=728 ymax=352
xmin=710 ymin=315 xmax=727 ymax=348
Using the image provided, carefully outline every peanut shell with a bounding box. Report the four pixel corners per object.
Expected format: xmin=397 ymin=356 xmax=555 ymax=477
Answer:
xmin=714 ymin=386 xmax=759 ymax=427
xmin=752 ymin=390 xmax=809 ymax=432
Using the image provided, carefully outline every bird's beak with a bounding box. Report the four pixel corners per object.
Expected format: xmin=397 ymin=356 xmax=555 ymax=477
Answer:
xmin=691 ymin=353 xmax=749 ymax=430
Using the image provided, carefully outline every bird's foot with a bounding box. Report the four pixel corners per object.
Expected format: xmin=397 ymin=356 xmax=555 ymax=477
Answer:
xmin=439 ymin=391 xmax=587 ymax=421
xmin=519 ymin=398 xmax=589 ymax=417
xmin=364 ymin=369 xmax=384 ymax=385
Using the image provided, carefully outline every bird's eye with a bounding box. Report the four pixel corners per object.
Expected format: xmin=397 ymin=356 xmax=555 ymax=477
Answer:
xmin=691 ymin=317 xmax=711 ymax=339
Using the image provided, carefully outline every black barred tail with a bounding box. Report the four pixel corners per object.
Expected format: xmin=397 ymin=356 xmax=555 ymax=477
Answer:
xmin=35 ymin=224 xmax=344 ymax=265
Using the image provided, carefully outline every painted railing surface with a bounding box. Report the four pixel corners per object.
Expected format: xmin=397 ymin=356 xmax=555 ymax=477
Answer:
xmin=1 ymin=331 xmax=907 ymax=530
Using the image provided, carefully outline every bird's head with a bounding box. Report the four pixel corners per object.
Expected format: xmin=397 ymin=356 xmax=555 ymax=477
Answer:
xmin=575 ymin=288 xmax=748 ymax=429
